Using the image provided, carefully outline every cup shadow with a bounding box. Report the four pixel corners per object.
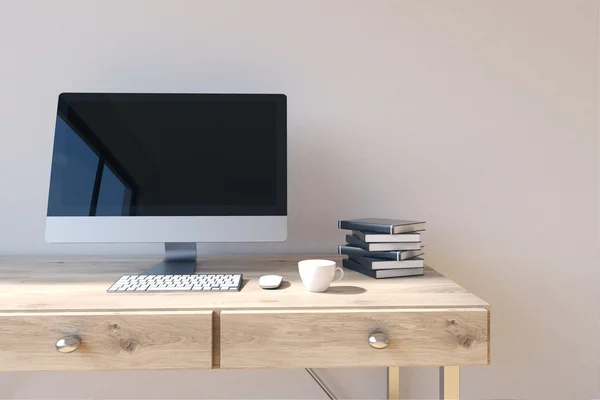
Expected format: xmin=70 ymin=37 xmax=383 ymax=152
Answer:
xmin=324 ymin=286 xmax=366 ymax=295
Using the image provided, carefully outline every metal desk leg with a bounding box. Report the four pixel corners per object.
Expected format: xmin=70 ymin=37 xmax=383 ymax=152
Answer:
xmin=306 ymin=368 xmax=337 ymax=400
xmin=439 ymin=366 xmax=460 ymax=399
xmin=387 ymin=366 xmax=400 ymax=400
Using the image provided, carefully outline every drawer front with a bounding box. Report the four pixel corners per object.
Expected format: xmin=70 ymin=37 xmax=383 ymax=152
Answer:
xmin=0 ymin=311 xmax=212 ymax=371
xmin=221 ymin=308 xmax=488 ymax=369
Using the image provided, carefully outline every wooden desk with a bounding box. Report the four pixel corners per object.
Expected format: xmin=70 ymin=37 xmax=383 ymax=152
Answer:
xmin=0 ymin=255 xmax=489 ymax=400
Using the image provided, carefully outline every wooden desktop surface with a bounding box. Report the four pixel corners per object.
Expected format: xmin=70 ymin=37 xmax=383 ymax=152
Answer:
xmin=0 ymin=254 xmax=488 ymax=312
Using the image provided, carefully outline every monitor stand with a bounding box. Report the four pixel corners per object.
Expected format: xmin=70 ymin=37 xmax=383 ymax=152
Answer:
xmin=142 ymin=243 xmax=197 ymax=275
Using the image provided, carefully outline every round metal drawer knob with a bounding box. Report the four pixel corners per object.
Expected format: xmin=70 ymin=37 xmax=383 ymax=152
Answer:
xmin=55 ymin=336 xmax=81 ymax=353
xmin=368 ymin=332 xmax=389 ymax=349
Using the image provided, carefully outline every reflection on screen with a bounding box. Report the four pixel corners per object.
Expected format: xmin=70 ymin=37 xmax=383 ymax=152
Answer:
xmin=96 ymin=164 xmax=132 ymax=216
xmin=48 ymin=117 xmax=101 ymax=216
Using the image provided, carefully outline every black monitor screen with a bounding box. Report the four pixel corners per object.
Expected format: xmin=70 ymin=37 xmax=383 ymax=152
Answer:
xmin=47 ymin=93 xmax=286 ymax=217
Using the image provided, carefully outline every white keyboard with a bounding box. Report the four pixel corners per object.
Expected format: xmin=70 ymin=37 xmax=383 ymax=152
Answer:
xmin=107 ymin=274 xmax=243 ymax=292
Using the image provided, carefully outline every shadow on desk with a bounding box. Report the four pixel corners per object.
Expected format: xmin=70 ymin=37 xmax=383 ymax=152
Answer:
xmin=324 ymin=286 xmax=366 ymax=295
xmin=268 ymin=282 xmax=366 ymax=295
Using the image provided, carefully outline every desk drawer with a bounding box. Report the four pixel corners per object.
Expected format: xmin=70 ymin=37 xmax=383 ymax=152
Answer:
xmin=0 ymin=311 xmax=212 ymax=371
xmin=221 ymin=308 xmax=488 ymax=369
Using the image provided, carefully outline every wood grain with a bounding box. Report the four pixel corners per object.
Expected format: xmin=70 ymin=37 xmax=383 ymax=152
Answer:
xmin=0 ymin=311 xmax=212 ymax=371
xmin=0 ymin=255 xmax=488 ymax=312
xmin=220 ymin=308 xmax=488 ymax=369
xmin=212 ymin=311 xmax=220 ymax=369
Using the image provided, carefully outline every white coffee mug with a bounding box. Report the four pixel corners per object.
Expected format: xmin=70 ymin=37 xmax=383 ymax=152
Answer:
xmin=298 ymin=259 xmax=344 ymax=293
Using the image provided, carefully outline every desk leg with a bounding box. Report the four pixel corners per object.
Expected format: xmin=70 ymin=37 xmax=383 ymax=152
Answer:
xmin=439 ymin=366 xmax=459 ymax=400
xmin=305 ymin=368 xmax=337 ymax=400
xmin=387 ymin=366 xmax=400 ymax=400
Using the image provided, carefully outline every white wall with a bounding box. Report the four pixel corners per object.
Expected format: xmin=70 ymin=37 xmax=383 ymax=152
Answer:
xmin=0 ymin=0 xmax=598 ymax=399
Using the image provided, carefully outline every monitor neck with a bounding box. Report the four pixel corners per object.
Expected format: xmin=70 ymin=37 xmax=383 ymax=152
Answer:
xmin=142 ymin=243 xmax=197 ymax=275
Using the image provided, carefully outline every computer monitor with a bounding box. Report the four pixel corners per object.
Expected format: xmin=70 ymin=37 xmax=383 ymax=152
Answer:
xmin=46 ymin=93 xmax=287 ymax=274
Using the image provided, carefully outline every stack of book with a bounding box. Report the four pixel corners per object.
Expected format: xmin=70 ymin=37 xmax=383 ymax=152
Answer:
xmin=337 ymin=218 xmax=425 ymax=279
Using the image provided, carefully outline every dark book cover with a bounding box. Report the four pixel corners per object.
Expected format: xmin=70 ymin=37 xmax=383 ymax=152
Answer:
xmin=352 ymin=230 xmax=422 ymax=243
xmin=338 ymin=245 xmax=424 ymax=261
xmin=342 ymin=258 xmax=424 ymax=279
xmin=352 ymin=256 xmax=424 ymax=270
xmin=346 ymin=234 xmax=422 ymax=251
xmin=338 ymin=218 xmax=425 ymax=234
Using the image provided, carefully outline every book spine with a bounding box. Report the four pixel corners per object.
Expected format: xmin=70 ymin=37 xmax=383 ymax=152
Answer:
xmin=338 ymin=245 xmax=365 ymax=258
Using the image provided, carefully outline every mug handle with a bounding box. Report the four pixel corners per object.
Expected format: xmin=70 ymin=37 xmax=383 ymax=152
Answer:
xmin=333 ymin=266 xmax=344 ymax=282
